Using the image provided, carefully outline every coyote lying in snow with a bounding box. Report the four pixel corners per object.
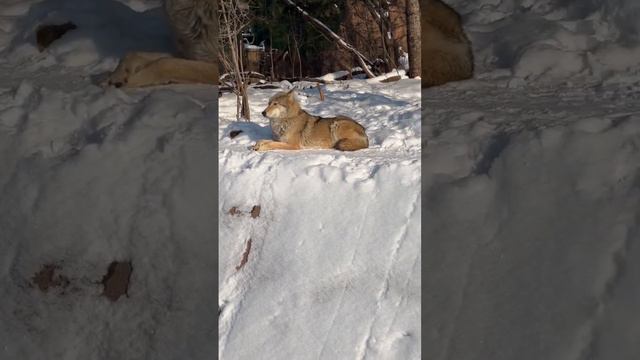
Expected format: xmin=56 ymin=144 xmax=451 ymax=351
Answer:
xmin=253 ymin=90 xmax=369 ymax=152
xmin=422 ymin=0 xmax=474 ymax=87
xmin=106 ymin=0 xmax=218 ymax=88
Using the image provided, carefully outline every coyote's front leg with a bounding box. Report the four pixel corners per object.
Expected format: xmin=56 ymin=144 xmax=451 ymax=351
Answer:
xmin=252 ymin=140 xmax=300 ymax=151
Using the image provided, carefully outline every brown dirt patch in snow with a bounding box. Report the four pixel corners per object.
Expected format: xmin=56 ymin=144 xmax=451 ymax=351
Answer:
xmin=32 ymin=264 xmax=69 ymax=292
xmin=102 ymin=261 xmax=132 ymax=302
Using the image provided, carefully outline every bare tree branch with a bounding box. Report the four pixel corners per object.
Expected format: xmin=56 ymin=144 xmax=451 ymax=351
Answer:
xmin=282 ymin=0 xmax=377 ymax=78
xmin=219 ymin=0 xmax=252 ymax=120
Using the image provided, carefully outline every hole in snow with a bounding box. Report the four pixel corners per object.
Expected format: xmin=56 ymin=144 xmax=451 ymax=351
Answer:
xmin=101 ymin=261 xmax=132 ymax=302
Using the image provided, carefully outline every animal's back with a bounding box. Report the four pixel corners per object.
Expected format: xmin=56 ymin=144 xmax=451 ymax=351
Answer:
xmin=422 ymin=0 xmax=474 ymax=87
xmin=164 ymin=0 xmax=217 ymax=62
xmin=315 ymin=116 xmax=368 ymax=151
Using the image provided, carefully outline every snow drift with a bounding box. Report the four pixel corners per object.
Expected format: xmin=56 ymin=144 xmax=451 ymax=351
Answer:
xmin=424 ymin=1 xmax=640 ymax=359
xmin=423 ymin=87 xmax=640 ymax=359
xmin=0 ymin=0 xmax=217 ymax=359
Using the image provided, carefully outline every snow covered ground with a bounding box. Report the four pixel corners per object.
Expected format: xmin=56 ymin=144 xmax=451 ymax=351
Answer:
xmin=424 ymin=81 xmax=640 ymax=360
xmin=218 ymin=79 xmax=421 ymax=359
xmin=3 ymin=0 xmax=640 ymax=359
xmin=451 ymin=0 xmax=640 ymax=85
xmin=423 ymin=1 xmax=640 ymax=359
xmin=0 ymin=1 xmax=217 ymax=359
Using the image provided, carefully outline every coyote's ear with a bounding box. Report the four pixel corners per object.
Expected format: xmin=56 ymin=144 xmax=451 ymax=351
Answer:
xmin=287 ymin=89 xmax=295 ymax=96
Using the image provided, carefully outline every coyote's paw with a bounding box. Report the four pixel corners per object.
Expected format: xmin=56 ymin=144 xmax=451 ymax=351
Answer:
xmin=252 ymin=140 xmax=271 ymax=152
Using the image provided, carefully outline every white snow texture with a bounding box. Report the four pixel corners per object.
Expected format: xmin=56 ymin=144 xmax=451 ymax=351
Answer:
xmin=219 ymin=80 xmax=421 ymax=359
xmin=0 ymin=0 xmax=217 ymax=359
xmin=2 ymin=0 xmax=640 ymax=359
xmin=424 ymin=1 xmax=640 ymax=360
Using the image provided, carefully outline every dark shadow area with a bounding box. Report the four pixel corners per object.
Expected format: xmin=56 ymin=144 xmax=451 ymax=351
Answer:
xmin=224 ymin=121 xmax=273 ymax=142
xmin=319 ymin=90 xmax=411 ymax=108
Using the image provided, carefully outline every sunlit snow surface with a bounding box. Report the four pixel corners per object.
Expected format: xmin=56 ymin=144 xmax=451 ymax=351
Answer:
xmin=2 ymin=0 xmax=640 ymax=359
xmin=218 ymin=79 xmax=422 ymax=359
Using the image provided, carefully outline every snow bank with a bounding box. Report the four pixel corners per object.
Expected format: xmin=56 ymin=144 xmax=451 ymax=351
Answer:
xmin=219 ymin=79 xmax=421 ymax=359
xmin=0 ymin=0 xmax=218 ymax=359
xmin=1 ymin=82 xmax=218 ymax=359
xmin=449 ymin=0 xmax=640 ymax=83
xmin=423 ymin=82 xmax=640 ymax=359
xmin=426 ymin=1 xmax=640 ymax=358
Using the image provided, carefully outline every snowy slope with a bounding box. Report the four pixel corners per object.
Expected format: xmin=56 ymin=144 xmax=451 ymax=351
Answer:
xmin=0 ymin=1 xmax=217 ymax=359
xmin=423 ymin=1 xmax=640 ymax=359
xmin=218 ymin=79 xmax=421 ymax=359
xmin=424 ymin=82 xmax=640 ymax=360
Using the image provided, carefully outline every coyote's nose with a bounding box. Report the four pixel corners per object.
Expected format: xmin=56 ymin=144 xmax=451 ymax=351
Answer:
xmin=261 ymin=110 xmax=266 ymax=117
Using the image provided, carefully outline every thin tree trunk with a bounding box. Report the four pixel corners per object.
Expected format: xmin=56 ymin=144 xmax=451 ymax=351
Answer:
xmin=269 ymin=30 xmax=275 ymax=80
xmin=241 ymin=76 xmax=250 ymax=119
xmin=361 ymin=0 xmax=398 ymax=71
xmin=406 ymin=0 xmax=421 ymax=78
xmin=293 ymin=33 xmax=302 ymax=78
xmin=237 ymin=34 xmax=250 ymax=120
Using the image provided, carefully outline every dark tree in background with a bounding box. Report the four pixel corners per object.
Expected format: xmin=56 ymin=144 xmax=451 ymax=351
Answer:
xmin=242 ymin=0 xmax=414 ymax=79
xmin=251 ymin=0 xmax=346 ymax=78
xmin=405 ymin=0 xmax=420 ymax=78
xmin=284 ymin=0 xmax=377 ymax=77
xmin=360 ymin=0 xmax=400 ymax=71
